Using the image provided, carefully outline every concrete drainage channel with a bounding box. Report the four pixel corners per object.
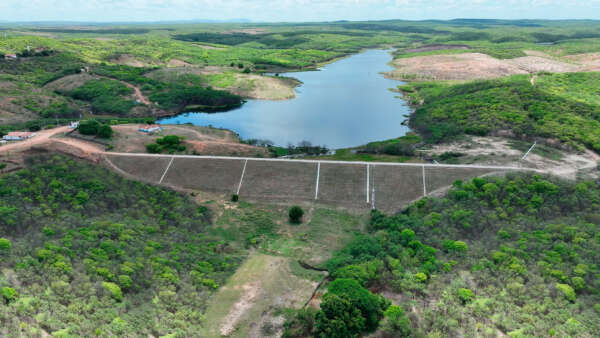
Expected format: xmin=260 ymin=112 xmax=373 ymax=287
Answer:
xmin=104 ymin=153 xmax=534 ymax=213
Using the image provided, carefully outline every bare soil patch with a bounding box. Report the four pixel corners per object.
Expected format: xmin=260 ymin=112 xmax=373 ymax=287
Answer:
xmin=0 ymin=98 xmax=38 ymax=125
xmin=426 ymin=136 xmax=598 ymax=180
xmin=0 ymin=81 xmax=15 ymax=90
xmin=185 ymin=140 xmax=269 ymax=157
xmin=146 ymin=66 xmax=225 ymax=78
xmin=388 ymin=52 xmax=598 ymax=81
xmin=225 ymin=28 xmax=268 ymax=35
xmin=109 ymin=54 xmax=150 ymax=67
xmin=506 ymin=56 xmax=579 ymax=73
xmin=404 ymin=44 xmax=471 ymax=53
xmin=225 ymin=74 xmax=299 ymax=100
xmin=388 ymin=53 xmax=528 ymax=81
xmin=167 ymin=58 xmax=191 ymax=67
xmin=193 ymin=43 xmax=226 ymax=50
xmin=564 ymin=52 xmax=600 ymax=71
xmin=108 ymin=124 xmax=239 ymax=153
xmin=44 ymin=73 xmax=95 ymax=92
xmin=0 ymin=126 xmax=70 ymax=154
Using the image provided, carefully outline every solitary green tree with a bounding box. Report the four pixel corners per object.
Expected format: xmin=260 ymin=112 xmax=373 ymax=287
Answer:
xmin=289 ymin=206 xmax=304 ymax=224
xmin=0 ymin=238 xmax=11 ymax=251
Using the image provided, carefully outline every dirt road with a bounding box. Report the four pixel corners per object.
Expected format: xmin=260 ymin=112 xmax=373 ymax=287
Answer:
xmin=123 ymin=82 xmax=151 ymax=105
xmin=0 ymin=126 xmax=70 ymax=153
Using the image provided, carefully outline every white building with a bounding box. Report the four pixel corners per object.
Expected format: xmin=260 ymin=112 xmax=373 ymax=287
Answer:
xmin=138 ymin=125 xmax=162 ymax=133
xmin=3 ymin=131 xmax=36 ymax=141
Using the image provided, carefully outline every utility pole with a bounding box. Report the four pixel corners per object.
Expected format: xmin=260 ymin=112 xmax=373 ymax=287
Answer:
xmin=521 ymin=141 xmax=537 ymax=161
xmin=371 ymin=187 xmax=375 ymax=210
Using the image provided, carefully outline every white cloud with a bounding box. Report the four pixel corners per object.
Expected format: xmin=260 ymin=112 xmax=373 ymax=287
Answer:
xmin=0 ymin=0 xmax=599 ymax=22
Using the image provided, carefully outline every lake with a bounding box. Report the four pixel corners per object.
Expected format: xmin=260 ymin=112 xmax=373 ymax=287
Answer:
xmin=158 ymin=49 xmax=411 ymax=149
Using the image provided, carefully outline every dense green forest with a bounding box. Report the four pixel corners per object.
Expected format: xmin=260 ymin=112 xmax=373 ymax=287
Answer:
xmin=284 ymin=173 xmax=600 ymax=337
xmin=401 ymin=73 xmax=600 ymax=151
xmin=0 ymin=155 xmax=244 ymax=336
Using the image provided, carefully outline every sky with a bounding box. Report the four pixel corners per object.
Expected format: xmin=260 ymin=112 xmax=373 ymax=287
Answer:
xmin=1 ymin=0 xmax=600 ymax=23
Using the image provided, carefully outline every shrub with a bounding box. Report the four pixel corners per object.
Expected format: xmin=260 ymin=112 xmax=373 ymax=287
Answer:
xmin=283 ymin=308 xmax=317 ymax=338
xmin=442 ymin=240 xmax=468 ymax=253
xmin=550 ymin=270 xmax=568 ymax=282
xmin=289 ymin=206 xmax=304 ymax=224
xmin=146 ymin=135 xmax=186 ymax=154
xmin=146 ymin=143 xmax=161 ymax=154
xmin=315 ymin=293 xmax=365 ymax=338
xmin=332 ymin=260 xmax=383 ymax=287
xmin=97 ymin=124 xmax=114 ymax=138
xmin=78 ymin=120 xmax=101 ymax=135
xmin=458 ymin=288 xmax=475 ymax=304
xmin=231 ymin=194 xmax=239 ymax=202
xmin=201 ymin=278 xmax=219 ymax=290
xmin=415 ymin=272 xmax=428 ymax=283
xmin=118 ymin=275 xmax=133 ymax=290
xmin=573 ymin=264 xmax=588 ymax=276
xmin=1 ymin=287 xmax=18 ymax=304
xmin=78 ymin=120 xmax=113 ymax=138
xmin=571 ymin=277 xmax=585 ymax=291
xmin=556 ymin=283 xmax=576 ymax=302
xmin=498 ymin=230 xmax=511 ymax=239
xmin=42 ymin=226 xmax=55 ymax=236
xmin=102 ymin=282 xmax=123 ymax=302
xmin=0 ymin=238 xmax=11 ymax=251
xmin=327 ymin=278 xmax=390 ymax=332
xmin=382 ymin=305 xmax=411 ymax=337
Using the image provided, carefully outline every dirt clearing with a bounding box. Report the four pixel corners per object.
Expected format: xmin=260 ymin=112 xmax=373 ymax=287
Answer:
xmin=224 ymin=74 xmax=299 ymax=100
xmin=167 ymin=58 xmax=191 ymax=67
xmin=506 ymin=56 xmax=579 ymax=73
xmin=108 ymin=124 xmax=248 ymax=154
xmin=109 ymin=54 xmax=152 ymax=67
xmin=387 ymin=52 xmax=596 ymax=81
xmin=403 ymin=44 xmax=471 ymax=53
xmin=44 ymin=73 xmax=95 ymax=92
xmin=564 ymin=52 xmax=600 ymax=71
xmin=425 ymin=136 xmax=598 ymax=180
xmin=201 ymin=253 xmax=318 ymax=338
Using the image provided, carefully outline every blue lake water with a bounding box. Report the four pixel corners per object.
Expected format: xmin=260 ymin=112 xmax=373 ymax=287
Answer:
xmin=158 ymin=49 xmax=411 ymax=149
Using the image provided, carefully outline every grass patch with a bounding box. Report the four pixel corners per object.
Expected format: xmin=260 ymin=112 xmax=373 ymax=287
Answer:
xmin=200 ymin=253 xmax=318 ymax=338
